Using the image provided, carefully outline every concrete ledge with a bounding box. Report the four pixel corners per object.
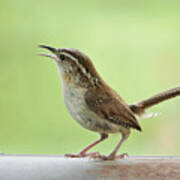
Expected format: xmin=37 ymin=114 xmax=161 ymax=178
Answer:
xmin=0 ymin=155 xmax=180 ymax=180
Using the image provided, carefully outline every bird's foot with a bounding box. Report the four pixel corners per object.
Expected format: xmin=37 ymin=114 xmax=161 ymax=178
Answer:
xmin=65 ymin=152 xmax=101 ymax=158
xmin=92 ymin=153 xmax=128 ymax=160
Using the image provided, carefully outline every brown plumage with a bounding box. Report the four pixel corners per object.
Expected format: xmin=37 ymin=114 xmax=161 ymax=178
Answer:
xmin=39 ymin=45 xmax=180 ymax=160
xmin=85 ymin=85 xmax=142 ymax=131
xmin=130 ymin=87 xmax=180 ymax=115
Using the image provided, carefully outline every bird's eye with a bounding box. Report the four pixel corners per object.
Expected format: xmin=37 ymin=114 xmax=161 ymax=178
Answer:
xmin=60 ymin=54 xmax=66 ymax=61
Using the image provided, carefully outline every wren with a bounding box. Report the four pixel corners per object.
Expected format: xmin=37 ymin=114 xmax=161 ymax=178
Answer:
xmin=39 ymin=45 xmax=180 ymax=160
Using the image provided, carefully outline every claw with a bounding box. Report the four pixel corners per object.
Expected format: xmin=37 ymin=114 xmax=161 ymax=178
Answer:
xmin=65 ymin=152 xmax=101 ymax=158
xmin=92 ymin=153 xmax=128 ymax=160
xmin=65 ymin=152 xmax=128 ymax=161
xmin=65 ymin=153 xmax=85 ymax=158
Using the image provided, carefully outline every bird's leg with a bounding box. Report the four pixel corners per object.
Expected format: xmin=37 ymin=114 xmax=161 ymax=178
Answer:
xmin=65 ymin=133 xmax=108 ymax=158
xmin=97 ymin=134 xmax=129 ymax=160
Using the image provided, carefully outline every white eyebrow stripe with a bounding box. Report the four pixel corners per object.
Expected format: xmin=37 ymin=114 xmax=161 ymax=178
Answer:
xmin=61 ymin=51 xmax=99 ymax=85
xmin=61 ymin=52 xmax=79 ymax=64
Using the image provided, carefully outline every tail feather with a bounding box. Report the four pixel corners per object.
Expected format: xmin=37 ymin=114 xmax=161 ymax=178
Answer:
xmin=140 ymin=112 xmax=161 ymax=119
xmin=130 ymin=87 xmax=180 ymax=115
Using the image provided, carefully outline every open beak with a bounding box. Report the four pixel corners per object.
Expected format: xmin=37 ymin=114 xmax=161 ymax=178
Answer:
xmin=38 ymin=45 xmax=58 ymax=61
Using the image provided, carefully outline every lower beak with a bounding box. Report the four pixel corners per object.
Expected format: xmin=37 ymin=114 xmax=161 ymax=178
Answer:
xmin=39 ymin=45 xmax=58 ymax=60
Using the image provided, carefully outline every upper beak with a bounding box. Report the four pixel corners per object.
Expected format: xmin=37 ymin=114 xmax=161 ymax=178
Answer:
xmin=38 ymin=45 xmax=58 ymax=60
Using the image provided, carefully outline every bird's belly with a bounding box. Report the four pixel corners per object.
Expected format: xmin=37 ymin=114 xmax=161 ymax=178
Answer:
xmin=63 ymin=87 xmax=120 ymax=134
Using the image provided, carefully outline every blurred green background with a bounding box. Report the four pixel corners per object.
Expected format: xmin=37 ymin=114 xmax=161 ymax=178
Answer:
xmin=0 ymin=0 xmax=180 ymax=156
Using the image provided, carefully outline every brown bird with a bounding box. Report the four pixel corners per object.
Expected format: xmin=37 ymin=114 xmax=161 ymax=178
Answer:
xmin=39 ymin=45 xmax=180 ymax=160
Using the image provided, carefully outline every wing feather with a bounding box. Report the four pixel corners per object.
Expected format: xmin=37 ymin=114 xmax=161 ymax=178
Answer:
xmin=85 ymin=87 xmax=142 ymax=131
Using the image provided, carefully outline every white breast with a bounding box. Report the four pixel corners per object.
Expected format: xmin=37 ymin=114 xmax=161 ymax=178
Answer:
xmin=63 ymin=84 xmax=88 ymax=125
xmin=57 ymin=64 xmax=121 ymax=134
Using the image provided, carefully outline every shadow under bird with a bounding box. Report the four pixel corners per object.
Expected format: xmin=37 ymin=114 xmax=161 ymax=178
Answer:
xmin=39 ymin=45 xmax=180 ymax=160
